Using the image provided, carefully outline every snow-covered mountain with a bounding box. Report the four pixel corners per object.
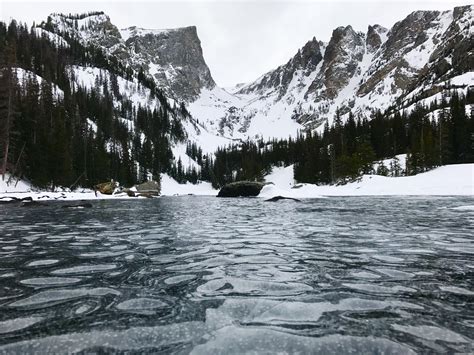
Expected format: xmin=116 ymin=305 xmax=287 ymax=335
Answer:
xmin=203 ymin=5 xmax=473 ymax=139
xmin=47 ymin=13 xmax=215 ymax=102
xmin=40 ymin=6 xmax=473 ymax=150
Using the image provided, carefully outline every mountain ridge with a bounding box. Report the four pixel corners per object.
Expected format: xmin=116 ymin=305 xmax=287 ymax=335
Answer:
xmin=37 ymin=5 xmax=474 ymax=147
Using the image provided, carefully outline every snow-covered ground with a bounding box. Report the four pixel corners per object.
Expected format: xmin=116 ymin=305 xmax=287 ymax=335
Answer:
xmin=261 ymin=164 xmax=474 ymax=198
xmin=0 ymin=173 xmax=217 ymax=201
xmin=160 ymin=174 xmax=216 ymax=196
xmin=0 ymin=163 xmax=472 ymax=201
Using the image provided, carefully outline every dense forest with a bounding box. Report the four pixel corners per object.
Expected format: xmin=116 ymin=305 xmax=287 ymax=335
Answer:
xmin=0 ymin=19 xmax=473 ymax=191
xmin=0 ymin=19 xmax=186 ymax=189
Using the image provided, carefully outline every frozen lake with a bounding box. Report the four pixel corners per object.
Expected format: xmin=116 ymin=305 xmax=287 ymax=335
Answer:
xmin=0 ymin=196 xmax=473 ymax=353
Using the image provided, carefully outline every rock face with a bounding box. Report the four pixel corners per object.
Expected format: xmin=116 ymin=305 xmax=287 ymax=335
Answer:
xmin=238 ymin=37 xmax=324 ymax=100
xmin=121 ymin=26 xmax=215 ymax=101
xmin=366 ymin=25 xmax=388 ymax=54
xmin=308 ymin=25 xmax=365 ymax=100
xmin=217 ymin=181 xmax=265 ymax=198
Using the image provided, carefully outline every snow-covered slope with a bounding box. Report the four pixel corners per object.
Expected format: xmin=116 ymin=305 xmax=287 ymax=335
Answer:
xmin=260 ymin=163 xmax=474 ymax=197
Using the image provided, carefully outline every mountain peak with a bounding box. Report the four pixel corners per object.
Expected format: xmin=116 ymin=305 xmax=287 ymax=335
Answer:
xmin=366 ymin=24 xmax=388 ymax=53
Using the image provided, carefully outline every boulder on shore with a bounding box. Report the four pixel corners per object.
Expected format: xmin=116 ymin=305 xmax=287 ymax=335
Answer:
xmin=135 ymin=180 xmax=160 ymax=197
xmin=217 ymin=181 xmax=265 ymax=198
xmin=94 ymin=181 xmax=116 ymax=195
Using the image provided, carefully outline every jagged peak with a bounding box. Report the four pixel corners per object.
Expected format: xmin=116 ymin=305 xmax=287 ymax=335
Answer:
xmin=366 ymin=24 xmax=388 ymax=53
xmin=368 ymin=24 xmax=388 ymax=34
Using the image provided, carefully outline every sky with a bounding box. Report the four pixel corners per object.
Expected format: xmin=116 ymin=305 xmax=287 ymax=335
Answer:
xmin=1 ymin=0 xmax=471 ymax=87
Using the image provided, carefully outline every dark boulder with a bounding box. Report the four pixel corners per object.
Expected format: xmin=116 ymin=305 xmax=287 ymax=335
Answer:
xmin=217 ymin=181 xmax=265 ymax=198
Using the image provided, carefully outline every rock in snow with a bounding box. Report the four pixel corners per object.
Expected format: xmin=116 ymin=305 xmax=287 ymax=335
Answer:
xmin=217 ymin=181 xmax=265 ymax=198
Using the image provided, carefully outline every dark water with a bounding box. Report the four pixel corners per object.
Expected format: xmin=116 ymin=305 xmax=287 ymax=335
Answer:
xmin=0 ymin=196 xmax=473 ymax=354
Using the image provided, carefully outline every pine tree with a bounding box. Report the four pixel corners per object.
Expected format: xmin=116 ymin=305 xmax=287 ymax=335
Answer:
xmin=0 ymin=42 xmax=18 ymax=180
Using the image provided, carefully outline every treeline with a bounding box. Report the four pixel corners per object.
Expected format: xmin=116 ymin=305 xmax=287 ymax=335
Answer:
xmin=205 ymin=90 xmax=473 ymax=188
xmin=0 ymin=20 xmax=185 ymax=189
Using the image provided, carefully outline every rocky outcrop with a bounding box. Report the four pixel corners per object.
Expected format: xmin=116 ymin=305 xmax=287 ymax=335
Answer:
xmin=122 ymin=26 xmax=215 ymax=100
xmin=217 ymin=181 xmax=265 ymax=197
xmin=237 ymin=37 xmax=324 ymax=99
xmin=308 ymin=25 xmax=365 ymax=100
xmin=366 ymin=25 xmax=387 ymax=53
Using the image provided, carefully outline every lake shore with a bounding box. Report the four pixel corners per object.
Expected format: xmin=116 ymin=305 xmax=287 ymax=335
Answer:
xmin=1 ymin=163 xmax=472 ymax=202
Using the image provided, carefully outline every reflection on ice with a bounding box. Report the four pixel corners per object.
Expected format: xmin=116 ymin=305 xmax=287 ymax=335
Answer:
xmin=0 ymin=196 xmax=472 ymax=353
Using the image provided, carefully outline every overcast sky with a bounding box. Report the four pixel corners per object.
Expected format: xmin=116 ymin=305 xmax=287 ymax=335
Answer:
xmin=1 ymin=0 xmax=470 ymax=87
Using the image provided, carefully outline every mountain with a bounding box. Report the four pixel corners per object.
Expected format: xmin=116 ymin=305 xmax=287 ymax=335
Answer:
xmin=194 ymin=5 xmax=472 ymax=140
xmin=47 ymin=12 xmax=215 ymax=102
xmin=0 ymin=7 xmax=472 ymax=190
xmin=40 ymin=7 xmax=473 ymax=147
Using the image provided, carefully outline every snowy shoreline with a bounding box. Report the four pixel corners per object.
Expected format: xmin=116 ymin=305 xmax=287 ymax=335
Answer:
xmin=0 ymin=164 xmax=472 ymax=202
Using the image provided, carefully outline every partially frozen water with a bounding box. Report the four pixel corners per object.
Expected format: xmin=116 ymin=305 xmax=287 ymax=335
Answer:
xmin=0 ymin=196 xmax=472 ymax=353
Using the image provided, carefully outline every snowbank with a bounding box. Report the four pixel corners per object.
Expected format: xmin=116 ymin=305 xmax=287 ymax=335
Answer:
xmin=160 ymin=174 xmax=217 ymax=196
xmin=0 ymin=173 xmax=217 ymax=201
xmin=260 ymin=164 xmax=474 ymax=198
xmin=0 ymin=163 xmax=472 ymax=201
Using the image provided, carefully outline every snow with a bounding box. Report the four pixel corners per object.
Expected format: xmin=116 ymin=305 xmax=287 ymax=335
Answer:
xmin=373 ymin=154 xmax=407 ymax=174
xmin=1 ymin=163 xmax=472 ymax=201
xmin=181 ymin=118 xmax=234 ymax=155
xmin=449 ymin=72 xmax=474 ymax=86
xmin=15 ymin=68 xmax=64 ymax=100
xmin=0 ymin=174 xmax=134 ymax=200
xmin=401 ymin=10 xmax=452 ymax=71
xmin=264 ymin=165 xmax=295 ymax=188
xmin=160 ymin=174 xmax=217 ymax=196
xmin=86 ymin=118 xmax=98 ymax=133
xmin=0 ymin=175 xmax=33 ymax=193
xmin=171 ymin=143 xmax=201 ymax=171
xmin=33 ymin=28 xmax=70 ymax=48
xmin=120 ymin=27 xmax=171 ymax=41
xmin=258 ymin=163 xmax=474 ymax=198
